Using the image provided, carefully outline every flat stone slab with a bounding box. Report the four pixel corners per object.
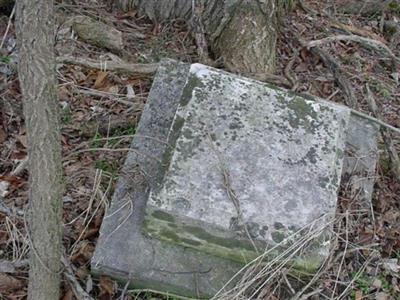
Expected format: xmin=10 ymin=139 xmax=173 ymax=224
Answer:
xmin=145 ymin=64 xmax=350 ymax=262
xmin=92 ymin=60 xmax=379 ymax=298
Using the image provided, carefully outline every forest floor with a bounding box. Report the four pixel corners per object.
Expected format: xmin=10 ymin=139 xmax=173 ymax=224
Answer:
xmin=0 ymin=0 xmax=399 ymax=299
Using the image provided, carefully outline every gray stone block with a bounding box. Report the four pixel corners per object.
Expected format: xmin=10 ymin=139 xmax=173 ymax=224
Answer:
xmin=92 ymin=60 xmax=378 ymax=298
xmin=145 ymin=64 xmax=350 ymax=264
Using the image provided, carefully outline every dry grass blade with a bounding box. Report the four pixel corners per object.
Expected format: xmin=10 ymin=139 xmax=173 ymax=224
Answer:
xmin=212 ymin=215 xmax=334 ymax=300
xmin=5 ymin=217 xmax=29 ymax=261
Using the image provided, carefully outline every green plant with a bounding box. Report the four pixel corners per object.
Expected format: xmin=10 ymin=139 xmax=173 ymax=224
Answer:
xmin=61 ymin=106 xmax=72 ymax=124
xmin=91 ymin=132 xmax=103 ymax=148
xmin=0 ymin=55 xmax=10 ymax=64
xmin=107 ymin=126 xmax=136 ymax=146
xmin=379 ymin=275 xmax=392 ymax=292
xmin=352 ymin=272 xmax=371 ymax=295
xmin=95 ymin=159 xmax=118 ymax=177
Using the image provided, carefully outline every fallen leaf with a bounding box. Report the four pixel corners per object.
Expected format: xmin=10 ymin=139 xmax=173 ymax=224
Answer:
xmin=0 ymin=128 xmax=6 ymax=143
xmin=355 ymin=290 xmax=363 ymax=300
xmin=70 ymin=240 xmax=95 ymax=265
xmin=0 ymin=273 xmax=23 ymax=292
xmin=99 ymin=276 xmax=115 ymax=300
xmin=16 ymin=134 xmax=27 ymax=148
xmin=82 ymin=227 xmax=99 ymax=239
xmin=61 ymin=288 xmax=74 ymax=300
xmin=94 ymin=71 xmax=109 ymax=89
xmin=75 ymin=265 xmax=89 ymax=280
xmin=0 ymin=175 xmax=25 ymax=193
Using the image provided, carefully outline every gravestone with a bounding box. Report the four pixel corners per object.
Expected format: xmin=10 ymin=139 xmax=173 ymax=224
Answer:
xmin=92 ymin=60 xmax=378 ymax=298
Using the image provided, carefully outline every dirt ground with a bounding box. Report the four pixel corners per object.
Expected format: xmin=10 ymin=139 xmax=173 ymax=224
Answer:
xmin=0 ymin=0 xmax=399 ymax=299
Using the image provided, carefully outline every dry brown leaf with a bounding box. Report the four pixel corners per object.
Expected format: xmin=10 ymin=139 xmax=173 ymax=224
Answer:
xmin=71 ymin=241 xmax=95 ymax=265
xmin=0 ymin=128 xmax=7 ymax=143
xmin=94 ymin=71 xmax=109 ymax=89
xmin=355 ymin=290 xmax=363 ymax=300
xmin=0 ymin=175 xmax=25 ymax=192
xmin=99 ymin=276 xmax=115 ymax=299
xmin=104 ymin=85 xmax=119 ymax=94
xmin=16 ymin=134 xmax=27 ymax=148
xmin=115 ymin=10 xmax=137 ymax=19
xmin=75 ymin=265 xmax=89 ymax=280
xmin=0 ymin=273 xmax=24 ymax=292
xmin=61 ymin=288 xmax=74 ymax=300
xmin=82 ymin=227 xmax=99 ymax=239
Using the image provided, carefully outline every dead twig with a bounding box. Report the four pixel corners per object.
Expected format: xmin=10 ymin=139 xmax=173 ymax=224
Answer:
xmin=329 ymin=21 xmax=386 ymax=43
xmin=284 ymin=48 xmax=300 ymax=91
xmin=350 ymin=110 xmax=400 ymax=135
xmin=11 ymin=156 xmax=28 ymax=176
xmin=76 ymin=88 xmax=144 ymax=107
xmin=306 ymin=34 xmax=400 ymax=64
xmin=0 ymin=5 xmax=15 ymax=49
xmin=57 ymin=56 xmax=158 ymax=75
xmin=62 ymin=255 xmax=94 ymax=300
xmin=296 ymin=35 xmax=358 ymax=109
xmin=365 ymin=84 xmax=400 ymax=181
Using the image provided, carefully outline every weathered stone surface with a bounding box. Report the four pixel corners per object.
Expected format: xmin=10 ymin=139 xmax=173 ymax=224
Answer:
xmin=145 ymin=64 xmax=350 ymax=262
xmin=92 ymin=60 xmax=378 ymax=298
xmin=92 ymin=60 xmax=243 ymax=299
xmin=342 ymin=116 xmax=379 ymax=206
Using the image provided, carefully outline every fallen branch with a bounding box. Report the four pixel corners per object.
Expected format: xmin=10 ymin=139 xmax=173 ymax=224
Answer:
xmin=297 ymin=35 xmax=359 ymax=109
xmin=350 ymin=109 xmax=400 ymax=136
xmin=306 ymin=34 xmax=400 ymax=63
xmin=62 ymin=255 xmax=94 ymax=300
xmin=365 ymin=84 xmax=400 ymax=180
xmin=329 ymin=21 xmax=386 ymax=43
xmin=57 ymin=56 xmax=158 ymax=75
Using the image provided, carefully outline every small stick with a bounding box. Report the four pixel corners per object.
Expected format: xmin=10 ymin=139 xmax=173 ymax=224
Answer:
xmin=57 ymin=56 xmax=158 ymax=75
xmin=62 ymin=255 xmax=94 ymax=300
xmin=306 ymin=34 xmax=400 ymax=63
xmin=296 ymin=35 xmax=358 ymax=109
xmin=0 ymin=5 xmax=15 ymax=49
xmin=11 ymin=156 xmax=28 ymax=176
xmin=350 ymin=109 xmax=400 ymax=135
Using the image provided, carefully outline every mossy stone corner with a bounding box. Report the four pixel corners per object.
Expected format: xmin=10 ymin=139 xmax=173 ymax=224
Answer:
xmin=92 ymin=60 xmax=378 ymax=298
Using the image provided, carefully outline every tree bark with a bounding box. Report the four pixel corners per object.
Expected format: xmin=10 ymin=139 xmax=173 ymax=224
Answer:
xmin=16 ymin=0 xmax=63 ymax=299
xmin=116 ymin=0 xmax=284 ymax=74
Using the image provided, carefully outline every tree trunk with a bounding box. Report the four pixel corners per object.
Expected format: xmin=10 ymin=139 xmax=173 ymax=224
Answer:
xmin=116 ymin=0 xmax=285 ymax=74
xmin=16 ymin=0 xmax=63 ymax=299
